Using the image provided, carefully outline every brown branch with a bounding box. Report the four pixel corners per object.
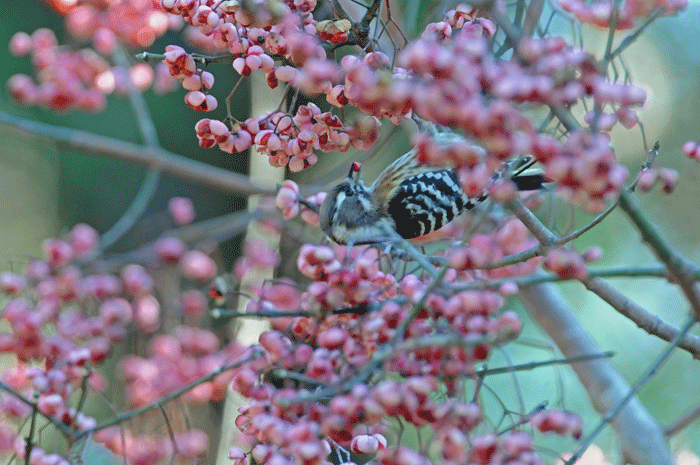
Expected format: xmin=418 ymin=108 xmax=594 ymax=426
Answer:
xmin=665 ymin=402 xmax=700 ymax=437
xmin=522 ymin=0 xmax=545 ymax=37
xmin=618 ymin=190 xmax=700 ymax=318
xmin=0 ymin=110 xmax=276 ymax=197
xmin=99 ymin=45 xmax=163 ymax=250
xmin=581 ymin=275 xmax=700 ymax=358
xmin=0 ymin=381 xmax=74 ymax=437
xmin=505 ymin=196 xmax=557 ymax=246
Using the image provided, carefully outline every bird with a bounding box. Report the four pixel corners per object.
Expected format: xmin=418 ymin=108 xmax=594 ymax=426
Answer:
xmin=319 ymin=140 xmax=545 ymax=246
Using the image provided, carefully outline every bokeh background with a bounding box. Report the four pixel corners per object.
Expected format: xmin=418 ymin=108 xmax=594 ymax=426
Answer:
xmin=1 ymin=0 xmax=699 ymax=462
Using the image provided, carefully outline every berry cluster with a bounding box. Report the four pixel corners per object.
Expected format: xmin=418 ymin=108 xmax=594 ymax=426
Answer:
xmin=531 ymin=409 xmax=584 ymax=439
xmin=95 ymin=427 xmax=210 ymax=465
xmin=0 ymin=211 xmax=259 ymax=465
xmin=195 ymin=104 xmax=380 ymax=170
xmin=203 ymin=228 xmax=586 ymax=465
xmin=4 ymin=0 xmax=691 ymax=462
xmin=276 ymin=180 xmax=325 ymax=225
xmin=163 ymin=44 xmax=218 ymax=111
xmin=8 ymin=29 xmax=109 ymax=112
xmin=556 ymin=0 xmax=687 ymax=29
xmin=448 ymin=218 xmax=542 ymax=277
xmin=44 ymin=0 xmax=173 ymax=49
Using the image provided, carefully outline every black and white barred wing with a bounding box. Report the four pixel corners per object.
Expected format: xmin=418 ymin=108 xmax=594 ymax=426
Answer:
xmin=385 ymin=169 xmax=484 ymax=239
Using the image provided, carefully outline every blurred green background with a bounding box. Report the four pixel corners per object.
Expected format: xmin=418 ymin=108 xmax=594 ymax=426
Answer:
xmin=1 ymin=0 xmax=700 ymax=462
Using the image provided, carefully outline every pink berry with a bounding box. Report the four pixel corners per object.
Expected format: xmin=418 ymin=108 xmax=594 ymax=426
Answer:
xmin=168 ymin=197 xmax=195 ymax=225
xmin=179 ymin=250 xmax=217 ymax=281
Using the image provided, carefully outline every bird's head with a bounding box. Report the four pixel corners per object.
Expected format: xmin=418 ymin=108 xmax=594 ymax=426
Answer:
xmin=319 ymin=162 xmax=382 ymax=245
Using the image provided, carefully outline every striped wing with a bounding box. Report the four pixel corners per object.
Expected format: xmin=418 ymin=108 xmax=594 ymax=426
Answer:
xmin=370 ymin=150 xmax=442 ymax=207
xmin=386 ymin=169 xmax=483 ymax=239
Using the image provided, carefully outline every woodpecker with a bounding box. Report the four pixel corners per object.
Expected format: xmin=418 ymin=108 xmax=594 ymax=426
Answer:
xmin=319 ymin=147 xmax=545 ymax=246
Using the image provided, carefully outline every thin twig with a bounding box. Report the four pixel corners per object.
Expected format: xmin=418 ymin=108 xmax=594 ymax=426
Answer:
xmin=211 ymin=301 xmax=380 ymax=319
xmin=225 ymin=76 xmax=245 ymax=127
xmin=665 ymin=402 xmax=700 ymax=437
xmin=100 ymin=208 xmax=268 ymax=270
xmin=75 ymin=369 xmax=91 ymax=414
xmin=522 ymin=0 xmax=545 ymax=36
xmin=505 ymin=197 xmax=557 ymax=246
xmin=581 ymin=275 xmax=700 ymax=358
xmin=609 ymin=9 xmax=663 ymax=60
xmin=99 ymin=45 xmax=163 ymax=250
xmin=24 ymin=393 xmax=39 ymax=465
xmin=477 ymin=351 xmax=615 ymax=376
xmin=158 ymin=404 xmax=179 ymax=463
xmin=136 ymin=52 xmax=235 ymax=66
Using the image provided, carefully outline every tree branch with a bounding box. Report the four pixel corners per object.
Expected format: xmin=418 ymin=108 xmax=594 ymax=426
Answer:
xmin=581 ymin=275 xmax=700 ymax=358
xmin=0 ymin=110 xmax=276 ymax=197
xmin=520 ymin=282 xmax=674 ymax=465
xmin=618 ymin=190 xmax=700 ymax=318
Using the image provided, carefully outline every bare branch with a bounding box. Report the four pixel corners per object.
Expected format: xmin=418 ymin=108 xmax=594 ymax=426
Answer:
xmin=618 ymin=190 xmax=700 ymax=318
xmin=581 ymin=276 xmax=700 ymax=358
xmin=0 ymin=110 xmax=276 ymax=197
xmin=520 ymin=282 xmax=675 ymax=465
xmin=665 ymin=402 xmax=700 ymax=437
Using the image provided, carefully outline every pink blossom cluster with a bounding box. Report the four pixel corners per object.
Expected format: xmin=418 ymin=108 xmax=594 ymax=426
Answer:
xmin=544 ymin=248 xmax=590 ymax=280
xmin=531 ymin=409 xmax=584 ymax=439
xmin=422 ymin=4 xmax=497 ymax=42
xmin=294 ymin=20 xmax=643 ymax=209
xmin=6 ymin=0 xmax=182 ymax=111
xmin=0 ymin=223 xmax=238 ymax=465
xmin=7 ymin=28 xmax=176 ymax=111
xmin=43 ymin=0 xmax=174 ymax=49
xmin=194 ymin=104 xmax=380 ymax=170
xmin=636 ymin=166 xmax=680 ymax=193
xmin=556 ymin=0 xmax=687 ymax=29
xmin=94 ymin=427 xmax=209 ymax=465
xmin=5 ymin=444 xmax=70 ymax=465
xmin=316 ymin=19 xmax=351 ymax=44
xmin=295 ymin=244 xmax=395 ymax=307
xmin=163 ymin=45 xmax=218 ymax=111
xmin=152 ymin=2 xmax=391 ymax=166
xmin=119 ymin=326 xmax=248 ymax=407
xmin=159 ymin=0 xmax=311 ymax=37
xmin=398 ymin=34 xmax=640 ymax=209
xmin=448 ymin=218 xmax=542 ymax=278
xmin=0 ymin=362 xmax=99 ymax=434
xmin=159 ymin=0 xmax=321 ymax=72
xmin=540 ymin=130 xmax=628 ymax=211
xmin=7 ymin=29 xmax=109 ymax=112
xmin=276 ymin=180 xmax=326 ymax=226
xmin=206 ymin=235 xmax=586 ymax=464
xmin=459 ymin=432 xmax=547 ymax=465
xmin=229 ymin=367 xmax=579 ymax=465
